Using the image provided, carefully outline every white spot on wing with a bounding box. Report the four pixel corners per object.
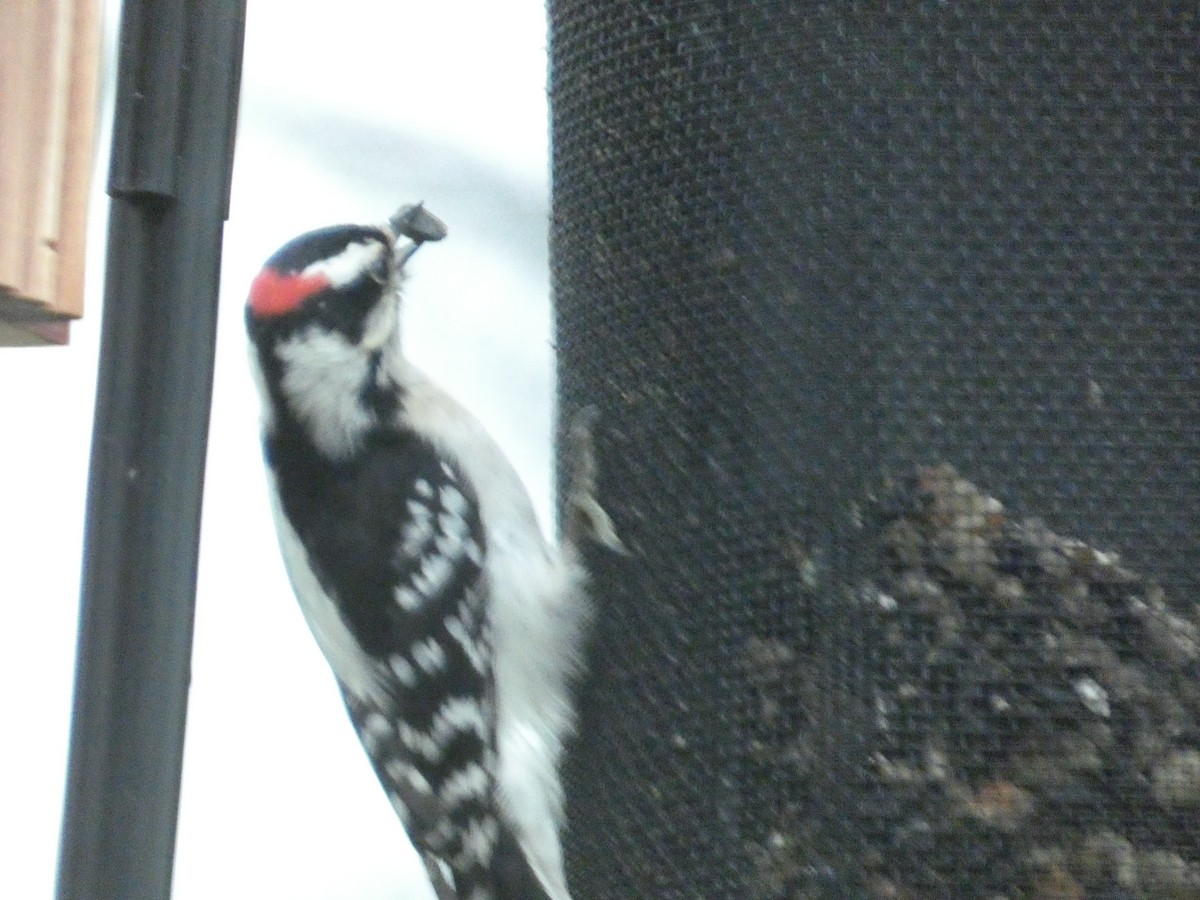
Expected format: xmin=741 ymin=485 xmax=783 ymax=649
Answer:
xmin=438 ymin=763 xmax=490 ymax=807
xmin=434 ymin=697 xmax=488 ymax=739
xmin=383 ymin=759 xmax=409 ymax=784
xmin=398 ymin=499 xmax=437 ymax=558
xmin=397 ymin=697 xmax=490 ymax=761
xmin=412 ymin=637 xmax=448 ymax=675
xmin=359 ymin=711 xmax=392 ymax=752
xmin=437 ymin=509 xmax=468 ymax=542
xmin=440 ymin=484 xmax=468 ymax=517
xmin=385 ymin=760 xmax=434 ymax=800
xmin=434 ymin=532 xmax=464 ymax=557
xmin=388 ymin=791 xmax=411 ymax=827
xmin=445 ymin=614 xmax=489 ymax=675
xmin=417 ymin=549 xmax=457 ymax=596
xmin=363 ymin=712 xmax=391 ymax=737
xmin=389 ymin=655 xmax=418 ymax=688
xmin=454 ymin=816 xmax=500 ymax=869
xmin=394 ymin=585 xmax=422 ymax=611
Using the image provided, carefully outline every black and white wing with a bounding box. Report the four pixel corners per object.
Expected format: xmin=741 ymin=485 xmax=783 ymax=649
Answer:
xmin=266 ymin=425 xmax=505 ymax=897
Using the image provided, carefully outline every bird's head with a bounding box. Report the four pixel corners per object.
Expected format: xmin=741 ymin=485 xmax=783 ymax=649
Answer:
xmin=245 ymin=204 xmax=447 ymax=456
xmin=246 ymin=203 xmax=447 ymax=352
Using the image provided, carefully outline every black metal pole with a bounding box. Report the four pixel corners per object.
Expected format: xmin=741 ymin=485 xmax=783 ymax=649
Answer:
xmin=56 ymin=2 xmax=245 ymax=898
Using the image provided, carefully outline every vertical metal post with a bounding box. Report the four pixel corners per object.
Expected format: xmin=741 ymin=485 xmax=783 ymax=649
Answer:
xmin=56 ymin=2 xmax=245 ymax=897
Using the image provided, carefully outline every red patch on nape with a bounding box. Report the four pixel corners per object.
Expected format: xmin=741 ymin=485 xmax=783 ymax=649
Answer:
xmin=247 ymin=267 xmax=332 ymax=318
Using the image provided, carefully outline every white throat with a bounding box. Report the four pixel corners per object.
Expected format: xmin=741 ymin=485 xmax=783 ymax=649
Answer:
xmin=274 ymin=322 xmax=398 ymax=459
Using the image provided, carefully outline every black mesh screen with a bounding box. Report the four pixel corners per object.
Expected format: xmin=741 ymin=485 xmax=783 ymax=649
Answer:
xmin=549 ymin=4 xmax=1199 ymax=897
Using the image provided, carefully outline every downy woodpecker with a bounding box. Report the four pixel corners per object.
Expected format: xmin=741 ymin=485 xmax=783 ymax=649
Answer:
xmin=245 ymin=204 xmax=617 ymax=900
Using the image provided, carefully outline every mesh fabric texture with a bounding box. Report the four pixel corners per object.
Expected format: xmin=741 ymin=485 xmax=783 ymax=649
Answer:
xmin=550 ymin=4 xmax=1199 ymax=897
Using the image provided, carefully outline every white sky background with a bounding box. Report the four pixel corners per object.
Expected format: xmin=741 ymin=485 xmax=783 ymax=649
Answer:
xmin=0 ymin=1 xmax=554 ymax=896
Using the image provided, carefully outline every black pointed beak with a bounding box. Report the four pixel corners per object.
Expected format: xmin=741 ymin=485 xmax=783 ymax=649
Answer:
xmin=389 ymin=202 xmax=448 ymax=269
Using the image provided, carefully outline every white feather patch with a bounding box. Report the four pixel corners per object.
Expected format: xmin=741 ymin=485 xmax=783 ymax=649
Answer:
xmin=389 ymin=654 xmax=419 ymax=688
xmin=398 ymin=696 xmax=489 ymax=762
xmin=438 ymin=763 xmax=490 ymax=808
xmin=444 ymin=603 xmax=489 ymax=675
xmin=275 ymin=326 xmax=375 ymax=459
xmin=301 ymin=238 xmax=386 ymax=289
xmin=454 ymin=815 xmax=499 ymax=869
xmin=411 ymin=636 xmax=448 ymax=675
